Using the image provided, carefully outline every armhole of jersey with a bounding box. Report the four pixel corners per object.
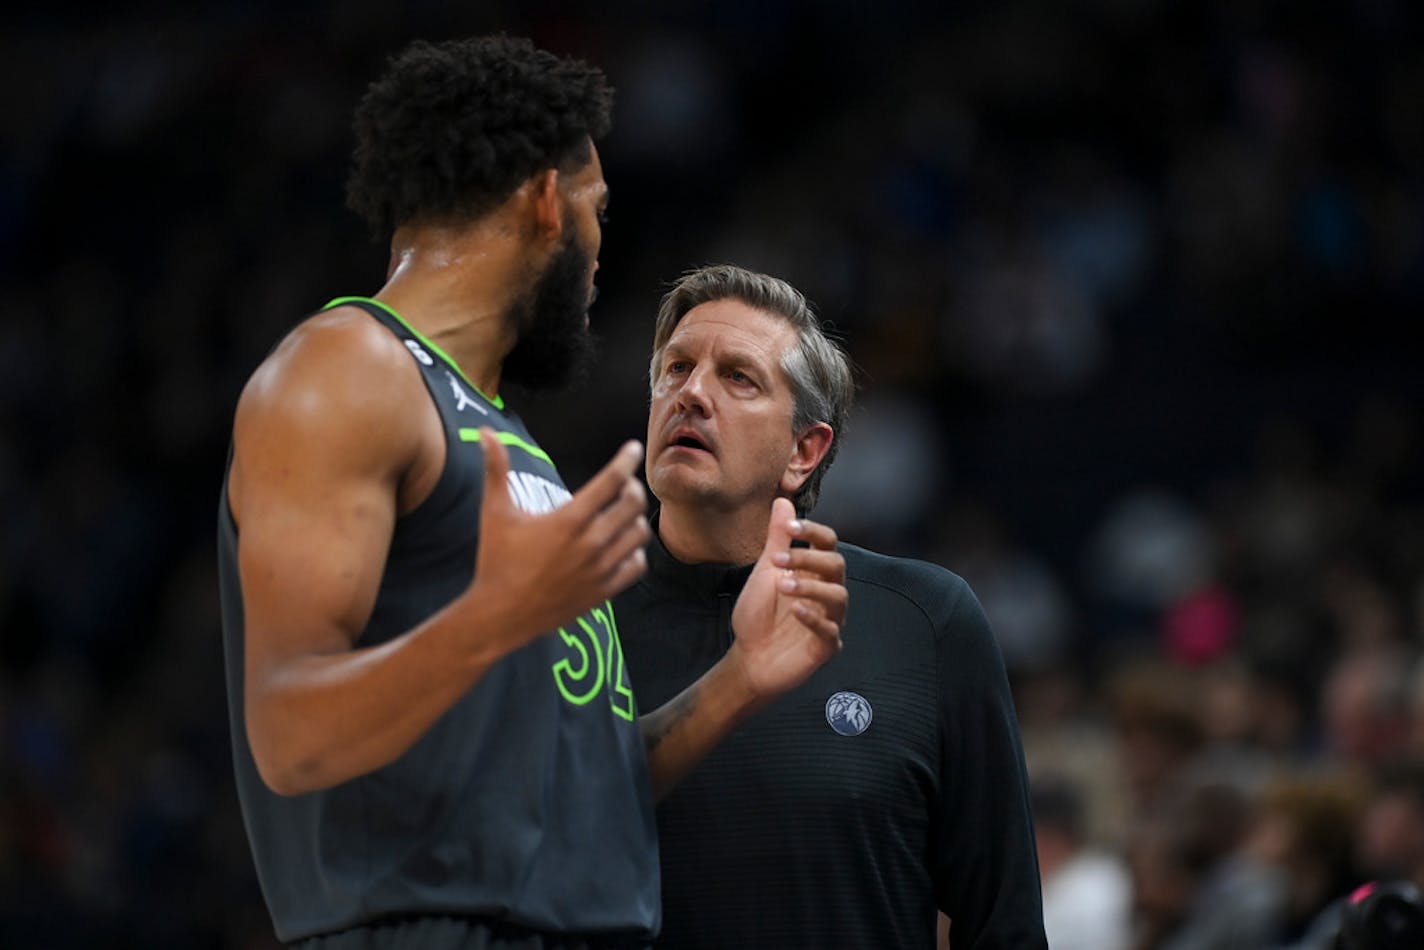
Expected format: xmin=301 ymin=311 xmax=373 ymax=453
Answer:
xmin=401 ymin=361 xmax=466 ymax=526
xmin=335 ymin=300 xmax=472 ymax=528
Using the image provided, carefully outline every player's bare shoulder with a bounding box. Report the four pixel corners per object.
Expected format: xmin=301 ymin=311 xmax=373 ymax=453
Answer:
xmin=239 ymin=305 xmax=422 ymax=418
xmin=229 ymin=305 xmax=437 ymax=522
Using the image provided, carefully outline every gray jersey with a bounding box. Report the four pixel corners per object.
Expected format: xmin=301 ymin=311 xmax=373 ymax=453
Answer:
xmin=218 ymin=297 xmax=658 ymax=946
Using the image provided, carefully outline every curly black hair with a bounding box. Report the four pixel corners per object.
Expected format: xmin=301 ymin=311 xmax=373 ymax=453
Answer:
xmin=346 ymin=35 xmax=613 ymax=237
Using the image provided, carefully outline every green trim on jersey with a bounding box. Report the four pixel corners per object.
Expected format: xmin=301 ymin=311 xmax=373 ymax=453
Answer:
xmin=458 ymin=428 xmax=555 ymax=467
xmin=323 ymin=295 xmax=506 ymax=410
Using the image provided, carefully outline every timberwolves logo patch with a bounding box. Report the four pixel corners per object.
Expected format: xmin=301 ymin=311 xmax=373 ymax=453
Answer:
xmin=825 ymin=691 xmax=873 ymax=736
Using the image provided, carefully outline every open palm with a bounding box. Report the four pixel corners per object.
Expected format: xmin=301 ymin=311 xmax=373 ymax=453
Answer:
xmin=729 ymin=498 xmax=847 ymax=699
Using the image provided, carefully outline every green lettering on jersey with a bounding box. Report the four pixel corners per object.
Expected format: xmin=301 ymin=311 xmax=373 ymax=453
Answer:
xmin=596 ymin=604 xmax=637 ymax=721
xmin=552 ymin=617 xmax=606 ymax=705
xmin=550 ymin=600 xmax=637 ymax=720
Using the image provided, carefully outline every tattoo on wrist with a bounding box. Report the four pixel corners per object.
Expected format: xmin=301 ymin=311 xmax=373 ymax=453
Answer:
xmin=643 ymin=685 xmax=699 ymax=754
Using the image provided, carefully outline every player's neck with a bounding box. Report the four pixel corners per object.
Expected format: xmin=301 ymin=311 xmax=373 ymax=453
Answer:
xmin=374 ymin=222 xmax=528 ymax=398
xmin=657 ymin=504 xmax=766 ymax=566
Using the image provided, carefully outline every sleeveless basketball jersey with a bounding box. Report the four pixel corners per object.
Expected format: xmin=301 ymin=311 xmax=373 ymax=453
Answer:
xmin=217 ymin=297 xmax=659 ymax=945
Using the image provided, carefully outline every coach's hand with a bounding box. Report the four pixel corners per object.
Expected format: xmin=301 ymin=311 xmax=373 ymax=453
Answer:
xmin=727 ymin=497 xmax=846 ymax=706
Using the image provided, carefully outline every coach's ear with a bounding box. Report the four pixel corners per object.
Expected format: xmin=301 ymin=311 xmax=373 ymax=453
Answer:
xmin=780 ymin=422 xmax=833 ymax=495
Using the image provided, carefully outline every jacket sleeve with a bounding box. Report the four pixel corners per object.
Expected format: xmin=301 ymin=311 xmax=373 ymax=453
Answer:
xmin=932 ymin=576 xmax=1047 ymax=948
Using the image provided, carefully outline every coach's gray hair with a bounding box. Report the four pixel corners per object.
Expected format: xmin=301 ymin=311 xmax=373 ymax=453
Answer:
xmin=649 ymin=264 xmax=854 ymax=515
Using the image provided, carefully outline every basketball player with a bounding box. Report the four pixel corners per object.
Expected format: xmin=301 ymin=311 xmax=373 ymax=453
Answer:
xmin=616 ymin=265 xmax=1046 ymax=948
xmin=217 ymin=38 xmax=846 ymax=949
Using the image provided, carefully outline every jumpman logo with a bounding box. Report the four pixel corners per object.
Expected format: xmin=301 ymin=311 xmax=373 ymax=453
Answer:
xmin=448 ymin=372 xmax=487 ymax=415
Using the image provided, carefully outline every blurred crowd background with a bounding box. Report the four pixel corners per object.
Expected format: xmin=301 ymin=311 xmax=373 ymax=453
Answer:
xmin=3 ymin=1 xmax=1422 ymax=947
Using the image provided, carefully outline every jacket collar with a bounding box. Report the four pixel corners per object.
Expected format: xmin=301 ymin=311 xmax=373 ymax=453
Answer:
xmin=646 ymin=508 xmax=755 ymax=599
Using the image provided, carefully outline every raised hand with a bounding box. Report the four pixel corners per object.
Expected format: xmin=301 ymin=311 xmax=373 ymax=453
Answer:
xmin=727 ymin=497 xmax=847 ymax=703
xmin=468 ymin=428 xmax=650 ymax=652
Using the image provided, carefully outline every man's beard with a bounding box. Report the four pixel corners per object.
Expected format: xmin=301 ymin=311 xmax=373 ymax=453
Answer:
xmin=501 ymin=234 xmax=598 ymax=391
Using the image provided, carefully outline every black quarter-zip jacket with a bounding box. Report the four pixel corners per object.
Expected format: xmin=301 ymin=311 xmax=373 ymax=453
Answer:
xmin=615 ymin=524 xmax=1047 ymax=949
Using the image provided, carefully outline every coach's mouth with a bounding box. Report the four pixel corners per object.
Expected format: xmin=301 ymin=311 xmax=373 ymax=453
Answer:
xmin=664 ymin=425 xmax=715 ymax=457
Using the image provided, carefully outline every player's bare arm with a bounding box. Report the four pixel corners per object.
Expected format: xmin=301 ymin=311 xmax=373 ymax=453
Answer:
xmin=230 ymin=309 xmax=648 ymax=796
xmin=640 ymin=497 xmax=846 ymax=798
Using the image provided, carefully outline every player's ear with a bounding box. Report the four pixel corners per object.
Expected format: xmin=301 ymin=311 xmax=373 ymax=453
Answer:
xmin=528 ymin=168 xmax=563 ymax=240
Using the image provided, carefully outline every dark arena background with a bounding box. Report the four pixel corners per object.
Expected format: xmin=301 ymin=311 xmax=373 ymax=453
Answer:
xmin=3 ymin=2 xmax=1423 ymax=946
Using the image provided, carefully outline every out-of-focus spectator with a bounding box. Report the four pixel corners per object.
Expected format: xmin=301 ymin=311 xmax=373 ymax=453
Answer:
xmin=1408 ymin=660 xmax=1424 ymax=760
xmin=1129 ymin=782 xmax=1285 ymax=950
xmin=1191 ymin=657 xmax=1281 ymax=794
xmin=1019 ymin=658 xmax=1128 ymax=851
xmin=1358 ymin=761 xmax=1424 ymax=895
xmin=951 ymin=230 xmax=1107 ymax=396
xmin=930 ymin=499 xmax=1074 ymax=677
xmin=1034 ymin=775 xmax=1132 ymax=950
xmin=1110 ymin=661 xmax=1207 ymax=819
xmin=1086 ymin=490 xmax=1215 ymax=642
xmin=1323 ymin=648 xmax=1419 ymax=768
xmin=1229 ymin=419 xmax=1336 ymax=590
xmin=1163 ymin=584 xmax=1241 ymax=668
xmin=813 ymin=390 xmax=944 ymax=551
xmin=1321 ymin=558 xmax=1411 ymax=653
xmin=1244 ymin=773 xmax=1367 ymax=948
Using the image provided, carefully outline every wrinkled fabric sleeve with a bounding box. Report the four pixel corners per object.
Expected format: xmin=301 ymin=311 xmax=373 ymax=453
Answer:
xmin=932 ymin=577 xmax=1048 ymax=948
